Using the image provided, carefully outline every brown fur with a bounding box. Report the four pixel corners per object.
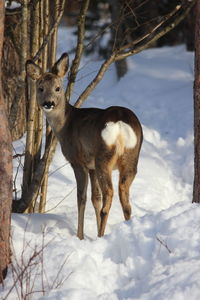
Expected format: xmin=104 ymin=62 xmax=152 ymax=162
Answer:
xmin=26 ymin=53 xmax=143 ymax=239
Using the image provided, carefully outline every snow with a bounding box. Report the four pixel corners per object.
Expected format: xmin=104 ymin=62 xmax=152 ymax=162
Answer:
xmin=5 ymin=1 xmax=21 ymax=9
xmin=1 ymin=27 xmax=198 ymax=299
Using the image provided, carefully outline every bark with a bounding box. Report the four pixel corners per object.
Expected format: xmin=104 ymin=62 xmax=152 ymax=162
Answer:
xmin=185 ymin=5 xmax=195 ymax=51
xmin=13 ymin=1 xmax=66 ymax=213
xmin=0 ymin=0 xmax=12 ymax=283
xmin=39 ymin=0 xmax=59 ymax=213
xmin=12 ymin=133 xmax=57 ymax=213
xmin=193 ymin=0 xmax=200 ymax=203
xmin=22 ymin=0 xmax=40 ymax=213
xmin=33 ymin=0 xmax=66 ymax=63
xmin=65 ymin=0 xmax=90 ymax=102
xmin=2 ymin=7 xmax=27 ymax=141
xmin=109 ymin=0 xmax=128 ymax=79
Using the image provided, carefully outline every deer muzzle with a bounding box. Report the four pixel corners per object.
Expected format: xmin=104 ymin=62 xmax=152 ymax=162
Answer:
xmin=42 ymin=101 xmax=55 ymax=112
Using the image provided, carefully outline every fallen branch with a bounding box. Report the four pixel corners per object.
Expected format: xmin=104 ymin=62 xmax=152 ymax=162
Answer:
xmin=156 ymin=236 xmax=172 ymax=254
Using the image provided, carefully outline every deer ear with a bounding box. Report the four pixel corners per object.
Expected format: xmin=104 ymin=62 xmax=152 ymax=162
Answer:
xmin=52 ymin=53 xmax=69 ymax=78
xmin=26 ymin=60 xmax=42 ymax=80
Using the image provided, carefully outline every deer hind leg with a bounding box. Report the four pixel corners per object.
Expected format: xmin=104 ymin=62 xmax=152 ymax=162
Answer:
xmin=96 ymin=153 xmax=115 ymax=237
xmin=118 ymin=155 xmax=138 ymax=221
xmin=72 ymin=164 xmax=88 ymax=240
xmin=98 ymin=171 xmax=113 ymax=237
xmin=89 ymin=170 xmax=102 ymax=235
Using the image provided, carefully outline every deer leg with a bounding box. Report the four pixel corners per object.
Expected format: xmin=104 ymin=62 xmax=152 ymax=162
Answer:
xmin=99 ymin=174 xmax=113 ymax=237
xmin=72 ymin=164 xmax=88 ymax=240
xmin=118 ymin=163 xmax=137 ymax=221
xmin=96 ymin=161 xmax=113 ymax=237
xmin=89 ymin=170 xmax=102 ymax=235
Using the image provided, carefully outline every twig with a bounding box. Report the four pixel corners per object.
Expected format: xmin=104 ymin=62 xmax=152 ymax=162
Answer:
xmin=12 ymin=134 xmax=57 ymax=213
xmin=44 ymin=187 xmax=76 ymax=213
xmin=48 ymin=162 xmax=69 ymax=177
xmin=13 ymin=153 xmax=23 ymax=201
xmin=125 ymin=0 xmax=140 ymax=27
xmin=156 ymin=236 xmax=172 ymax=254
xmin=49 ymin=253 xmax=73 ymax=290
xmin=13 ymin=153 xmax=25 ymax=159
xmin=3 ymin=228 xmax=56 ymax=300
xmin=117 ymin=4 xmax=182 ymax=54
xmin=32 ymin=0 xmax=66 ymax=62
xmin=65 ymin=0 xmax=90 ymax=102
xmin=116 ymin=1 xmax=196 ymax=60
xmin=74 ymin=52 xmax=116 ymax=107
xmin=74 ymin=0 xmax=195 ymax=107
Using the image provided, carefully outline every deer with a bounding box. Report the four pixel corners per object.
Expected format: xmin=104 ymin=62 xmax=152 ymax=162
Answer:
xmin=26 ymin=53 xmax=143 ymax=240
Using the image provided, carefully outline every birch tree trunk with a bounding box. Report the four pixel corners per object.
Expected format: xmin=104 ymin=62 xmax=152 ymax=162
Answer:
xmin=0 ymin=0 xmax=13 ymax=283
xmin=13 ymin=0 xmax=66 ymax=213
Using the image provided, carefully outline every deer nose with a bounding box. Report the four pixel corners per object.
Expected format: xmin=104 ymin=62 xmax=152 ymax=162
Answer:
xmin=42 ymin=101 xmax=55 ymax=110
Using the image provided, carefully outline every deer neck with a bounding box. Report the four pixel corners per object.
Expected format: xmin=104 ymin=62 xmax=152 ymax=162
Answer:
xmin=44 ymin=99 xmax=71 ymax=137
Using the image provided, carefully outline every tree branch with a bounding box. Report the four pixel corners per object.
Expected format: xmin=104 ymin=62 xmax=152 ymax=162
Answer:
xmin=116 ymin=0 xmax=196 ymax=61
xmin=32 ymin=0 xmax=66 ymax=62
xmin=65 ymin=0 xmax=90 ymax=102
xmin=12 ymin=133 xmax=57 ymax=213
xmin=116 ymin=4 xmax=182 ymax=55
xmin=74 ymin=0 xmax=196 ymax=107
xmin=74 ymin=53 xmax=116 ymax=108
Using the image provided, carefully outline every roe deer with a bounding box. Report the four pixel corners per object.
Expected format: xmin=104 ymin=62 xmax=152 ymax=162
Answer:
xmin=26 ymin=53 xmax=143 ymax=239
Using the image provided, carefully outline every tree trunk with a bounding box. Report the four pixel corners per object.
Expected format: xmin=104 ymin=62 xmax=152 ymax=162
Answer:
xmin=2 ymin=7 xmax=27 ymax=141
xmin=0 ymin=0 xmax=13 ymax=283
xmin=109 ymin=0 xmax=128 ymax=79
xmin=193 ymin=0 xmax=200 ymax=203
xmin=13 ymin=0 xmax=66 ymax=213
xmin=185 ymin=5 xmax=195 ymax=51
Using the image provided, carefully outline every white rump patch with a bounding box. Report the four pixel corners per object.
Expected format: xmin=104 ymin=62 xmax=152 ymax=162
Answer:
xmin=101 ymin=121 xmax=137 ymax=149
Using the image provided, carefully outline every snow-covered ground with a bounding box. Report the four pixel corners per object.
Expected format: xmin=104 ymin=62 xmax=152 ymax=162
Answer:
xmin=1 ymin=27 xmax=198 ymax=299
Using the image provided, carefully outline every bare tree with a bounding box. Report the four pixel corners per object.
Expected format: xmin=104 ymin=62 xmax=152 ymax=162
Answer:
xmin=12 ymin=0 xmax=66 ymax=213
xmin=0 ymin=0 xmax=13 ymax=283
xmin=74 ymin=0 xmax=195 ymax=108
xmin=3 ymin=1 xmax=28 ymax=141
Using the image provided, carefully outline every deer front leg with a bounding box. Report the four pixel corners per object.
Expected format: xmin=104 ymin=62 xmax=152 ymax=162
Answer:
xmin=89 ymin=170 xmax=102 ymax=235
xmin=72 ymin=164 xmax=88 ymax=240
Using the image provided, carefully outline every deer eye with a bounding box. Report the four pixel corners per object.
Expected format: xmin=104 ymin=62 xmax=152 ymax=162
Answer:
xmin=55 ymin=87 xmax=60 ymax=92
xmin=38 ymin=87 xmax=44 ymax=93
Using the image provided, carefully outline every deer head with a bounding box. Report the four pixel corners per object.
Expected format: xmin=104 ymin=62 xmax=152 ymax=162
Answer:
xmin=26 ymin=53 xmax=69 ymax=113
